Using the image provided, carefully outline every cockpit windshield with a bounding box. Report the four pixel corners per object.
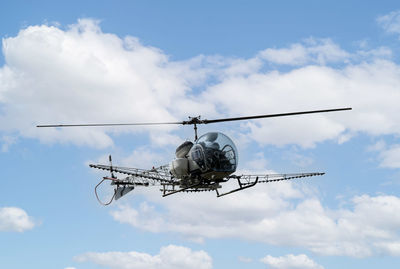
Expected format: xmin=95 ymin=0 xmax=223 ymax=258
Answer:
xmin=192 ymin=132 xmax=238 ymax=173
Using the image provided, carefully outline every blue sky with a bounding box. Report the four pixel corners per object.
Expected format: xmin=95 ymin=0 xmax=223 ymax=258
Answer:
xmin=1 ymin=1 xmax=400 ymax=269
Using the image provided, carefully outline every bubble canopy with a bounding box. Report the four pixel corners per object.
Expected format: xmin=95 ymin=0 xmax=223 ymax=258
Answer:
xmin=191 ymin=132 xmax=238 ymax=173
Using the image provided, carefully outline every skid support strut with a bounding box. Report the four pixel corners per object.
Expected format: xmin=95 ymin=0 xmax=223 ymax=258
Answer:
xmin=215 ymin=176 xmax=259 ymax=197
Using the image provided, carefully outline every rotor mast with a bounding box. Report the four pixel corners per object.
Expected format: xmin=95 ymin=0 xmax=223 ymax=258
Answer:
xmin=184 ymin=116 xmax=202 ymax=140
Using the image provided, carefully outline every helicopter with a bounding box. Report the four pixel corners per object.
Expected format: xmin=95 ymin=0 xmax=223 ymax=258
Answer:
xmin=37 ymin=107 xmax=351 ymax=205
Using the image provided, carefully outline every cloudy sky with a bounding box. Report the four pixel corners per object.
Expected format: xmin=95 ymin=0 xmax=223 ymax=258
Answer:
xmin=1 ymin=1 xmax=400 ymax=268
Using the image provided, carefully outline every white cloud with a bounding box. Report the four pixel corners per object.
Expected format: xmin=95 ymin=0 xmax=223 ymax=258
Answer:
xmin=367 ymin=140 xmax=386 ymax=152
xmin=1 ymin=135 xmax=17 ymax=152
xmin=260 ymin=254 xmax=323 ymax=269
xmin=1 ymin=19 xmax=400 ymax=150
xmin=120 ymin=147 xmax=172 ymax=168
xmin=238 ymin=256 xmax=253 ymax=263
xmin=203 ymin=58 xmax=400 ymax=148
xmin=377 ymin=10 xmax=400 ymax=36
xmin=222 ymin=57 xmax=263 ymax=77
xmin=379 ymin=144 xmax=400 ymax=169
xmin=356 ymin=46 xmax=392 ymax=59
xmin=0 ymin=207 xmax=36 ymax=232
xmin=0 ymin=19 xmax=207 ymax=148
xmin=283 ymin=151 xmax=314 ymax=168
xmin=258 ymin=38 xmax=350 ymax=66
xmin=366 ymin=142 xmax=400 ymax=169
xmin=3 ymin=17 xmax=400 ymax=263
xmin=75 ymin=245 xmax=212 ymax=269
xmin=111 ymin=187 xmax=400 ymax=258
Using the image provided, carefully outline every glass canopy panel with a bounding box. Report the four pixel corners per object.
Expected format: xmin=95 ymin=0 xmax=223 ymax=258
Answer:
xmin=195 ymin=132 xmax=238 ymax=172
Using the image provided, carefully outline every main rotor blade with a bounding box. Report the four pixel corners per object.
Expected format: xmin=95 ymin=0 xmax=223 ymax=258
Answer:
xmin=202 ymin=107 xmax=352 ymax=124
xmin=36 ymin=107 xmax=352 ymax=128
xmin=36 ymin=121 xmax=183 ymax=128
